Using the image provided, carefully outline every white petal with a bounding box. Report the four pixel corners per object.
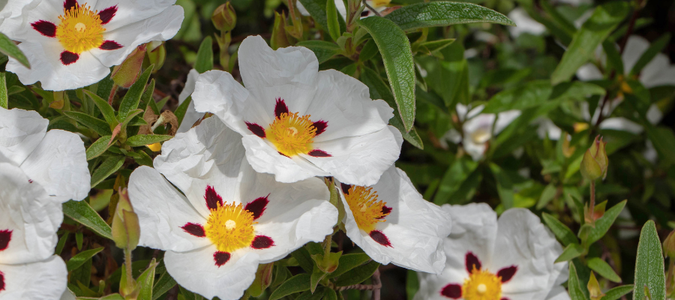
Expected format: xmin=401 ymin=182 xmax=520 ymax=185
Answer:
xmin=507 ymin=8 xmax=546 ymax=38
xmin=621 ymin=35 xmax=650 ymax=74
xmin=639 ymin=53 xmax=670 ymax=87
xmin=191 ymin=70 xmax=253 ymax=135
xmin=646 ymin=104 xmax=663 ymax=125
xmin=0 ymin=163 xmax=61 ymax=265
xmin=20 ymin=130 xmax=90 ymax=202
xmin=91 ymin=0 xmax=178 ymax=31
xmin=59 ymin=288 xmax=77 ymax=300
xmin=0 ymin=255 xmax=67 ymax=300
xmin=414 ymin=267 xmax=467 ymax=300
xmin=441 ymin=203 xmax=498 ymax=272
xmin=463 ymin=137 xmax=488 ymax=161
xmin=177 ymin=69 xmax=204 ymax=133
xmin=535 ymin=118 xmax=562 ymax=140
xmin=599 ymin=118 xmax=643 ymax=134
xmin=494 ymin=110 xmax=521 ymax=134
xmin=128 ymin=166 xmax=211 ymax=252
xmin=0 ymin=107 xmax=47 ymax=165
xmin=242 ymin=134 xmax=327 ymax=183
xmin=164 ymin=246 xmax=259 ymax=300
xmin=641 ymin=64 xmax=675 ymax=88
xmin=0 ymin=0 xmax=41 ymax=34
xmin=576 ymin=64 xmax=603 ymax=81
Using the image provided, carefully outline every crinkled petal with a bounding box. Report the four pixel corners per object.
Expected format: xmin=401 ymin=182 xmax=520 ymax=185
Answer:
xmin=0 ymin=107 xmax=48 ymax=165
xmin=177 ymin=69 xmax=204 ymax=133
xmin=441 ymin=203 xmax=498 ymax=273
xmin=0 ymin=0 xmax=41 ymax=34
xmin=0 ymin=255 xmax=67 ymax=300
xmin=191 ymin=70 xmax=253 ymax=134
xmin=91 ymin=0 xmax=177 ymax=31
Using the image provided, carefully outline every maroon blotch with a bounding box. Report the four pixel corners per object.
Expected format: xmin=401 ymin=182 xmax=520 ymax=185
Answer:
xmin=0 ymin=272 xmax=4 ymax=293
xmin=204 ymin=185 xmax=223 ymax=210
xmin=465 ymin=252 xmax=482 ymax=273
xmin=213 ymin=251 xmax=231 ymax=267
xmin=181 ymin=223 xmax=205 ymax=237
xmin=369 ymin=230 xmax=392 ymax=247
xmin=277 ymin=151 xmax=289 ymax=158
xmin=0 ymin=230 xmax=11 ymax=251
xmin=376 ymin=206 xmax=392 ymax=219
xmin=308 ymin=149 xmax=331 ymax=157
xmin=245 ymin=195 xmax=269 ymax=220
xmin=501 ymin=298 xmax=510 ymax=300
xmin=312 ymin=120 xmax=327 ymax=136
xmin=251 ymin=235 xmax=275 ymax=249
xmin=99 ymin=40 xmax=122 ymax=50
xmin=31 ymin=20 xmax=57 ymax=37
xmin=28 ymin=179 xmax=33 ymax=184
xmin=440 ymin=283 xmax=462 ymax=299
xmin=245 ymin=122 xmax=265 ymax=138
xmin=60 ymin=51 xmax=79 ymax=65
xmin=274 ymin=98 xmax=289 ymax=118
xmin=64 ymin=0 xmax=77 ymax=11
xmin=340 ymin=183 xmax=351 ymax=194
xmin=497 ymin=265 xmax=517 ymax=283
xmin=98 ymin=5 xmax=117 ymax=24
xmin=361 ymin=11 xmax=371 ymax=17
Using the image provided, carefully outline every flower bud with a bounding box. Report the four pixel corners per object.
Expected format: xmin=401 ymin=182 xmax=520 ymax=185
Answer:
xmin=112 ymin=188 xmax=141 ymax=251
xmin=212 ymin=2 xmax=236 ymax=32
xmin=664 ymin=229 xmax=675 ymax=258
xmin=580 ymin=135 xmax=608 ymax=181
xmin=112 ymin=45 xmax=146 ymax=88
xmin=587 ymin=272 xmax=605 ymax=300
xmin=271 ymin=11 xmax=290 ymax=50
xmin=146 ymin=42 xmax=166 ymax=73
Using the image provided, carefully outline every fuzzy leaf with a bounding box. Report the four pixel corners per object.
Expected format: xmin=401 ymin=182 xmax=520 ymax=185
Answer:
xmin=384 ymin=2 xmax=515 ymax=31
xmin=335 ymin=261 xmax=380 ymax=286
xmin=67 ymin=247 xmax=104 ymax=271
xmin=587 ymin=257 xmax=621 ymax=283
xmin=118 ymin=65 xmax=154 ymax=122
xmin=86 ymin=135 xmax=114 ymax=160
xmin=0 ymin=32 xmax=30 ymax=68
xmin=633 ymin=220 xmax=666 ymax=300
xmin=63 ymin=200 xmax=113 ymax=240
xmin=90 ymin=155 xmax=125 ymax=188
xmin=195 ymin=37 xmax=214 ymax=73
xmin=542 ymin=212 xmax=579 ymax=246
xmin=64 ymin=111 xmax=112 ymax=136
xmin=126 ymin=135 xmax=173 ymax=147
xmin=268 ymin=273 xmax=311 ymax=300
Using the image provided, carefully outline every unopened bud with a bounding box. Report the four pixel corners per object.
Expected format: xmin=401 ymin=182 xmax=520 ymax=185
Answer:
xmin=146 ymin=42 xmax=166 ymax=73
xmin=212 ymin=2 xmax=236 ymax=32
xmin=587 ymin=272 xmax=605 ymax=300
xmin=271 ymin=11 xmax=290 ymax=50
xmin=112 ymin=188 xmax=141 ymax=250
xmin=112 ymin=45 xmax=146 ymax=88
xmin=664 ymin=230 xmax=675 ymax=258
xmin=580 ymin=135 xmax=608 ymax=181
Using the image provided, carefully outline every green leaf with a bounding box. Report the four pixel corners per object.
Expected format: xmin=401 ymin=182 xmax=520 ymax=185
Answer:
xmin=602 ymin=40 xmax=624 ymax=75
xmin=0 ymin=73 xmax=7 ymax=109
xmin=357 ymin=17 xmax=415 ymax=132
xmin=489 ymin=163 xmax=514 ymax=210
xmin=66 ymin=247 xmax=103 ymax=271
xmin=483 ymin=80 xmax=605 ymax=114
xmin=325 ymin=0 xmax=340 ymax=41
xmin=568 ymin=262 xmax=589 ymax=300
xmin=90 ymin=155 xmax=125 ymax=188
xmin=291 ymin=247 xmax=314 ymax=273
xmin=584 ymin=200 xmax=626 ymax=246
xmin=359 ymin=39 xmax=378 ymax=62
xmin=298 ymin=0 xmax=346 ymax=33
xmin=542 ymin=213 xmax=579 ymax=246
xmin=600 ymin=285 xmax=633 ymax=300
xmin=0 ymin=32 xmax=30 ymax=68
xmin=335 ymin=261 xmax=380 ymax=286
xmin=630 ymin=33 xmax=670 ymax=76
xmin=434 ymin=157 xmax=479 ymax=205
xmin=137 ymin=260 xmax=158 ymax=300
xmin=323 ymin=288 xmax=338 ymax=300
xmin=310 ymin=264 xmax=327 ymax=293
xmin=644 ymin=123 xmax=675 ymax=167
xmin=152 ymin=271 xmax=177 ymax=300
xmin=118 ymin=65 xmax=154 ymax=122
xmin=194 ymin=37 xmax=213 ymax=73
xmin=555 ymin=243 xmax=585 ymax=263
xmin=295 ymin=41 xmax=342 ymax=64
xmin=329 ymin=253 xmax=371 ymax=279
xmin=63 ymin=111 xmax=112 ymax=136
xmin=126 ymin=134 xmax=173 ymax=147
xmin=63 ymin=200 xmax=113 ymax=240
xmin=84 ymin=90 xmax=117 ymax=128
xmin=587 ymin=257 xmax=621 ymax=283
xmin=550 ymin=2 xmax=629 ymax=85
xmin=175 ymin=96 xmax=192 ymax=128
xmin=406 ymin=270 xmax=419 ymax=300
xmin=384 ymin=2 xmax=514 ymax=31
xmin=425 ymin=43 xmax=469 ymax=108
xmin=537 ymin=184 xmax=558 ymax=210
xmin=268 ymin=273 xmax=311 ymax=300
xmin=86 ymin=135 xmax=114 ymax=160
xmin=633 ymin=220 xmax=666 ymax=300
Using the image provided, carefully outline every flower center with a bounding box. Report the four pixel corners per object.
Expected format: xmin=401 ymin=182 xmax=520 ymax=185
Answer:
xmin=267 ymin=112 xmax=317 ymax=157
xmin=470 ymin=128 xmax=491 ymax=144
xmin=56 ymin=3 xmax=105 ymax=54
xmin=345 ymin=186 xmax=389 ymax=233
xmin=204 ymin=202 xmax=256 ymax=253
xmin=462 ymin=268 xmax=502 ymax=300
xmin=371 ymin=0 xmax=391 ymax=8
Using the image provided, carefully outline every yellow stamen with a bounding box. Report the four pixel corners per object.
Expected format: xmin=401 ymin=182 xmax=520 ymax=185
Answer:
xmin=204 ymin=202 xmax=256 ymax=253
xmin=267 ymin=112 xmax=317 ymax=157
xmin=345 ymin=186 xmax=389 ymax=233
xmin=56 ymin=3 xmax=105 ymax=54
xmin=462 ymin=268 xmax=502 ymax=300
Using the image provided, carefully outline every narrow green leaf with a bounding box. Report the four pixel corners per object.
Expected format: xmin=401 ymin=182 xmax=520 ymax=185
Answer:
xmin=90 ymin=155 xmax=125 ymax=188
xmin=310 ymin=264 xmax=326 ymax=293
xmin=194 ymin=37 xmax=213 ymax=73
xmin=631 ymin=33 xmax=670 ymax=76
xmin=329 ymin=253 xmax=371 ymax=279
xmin=489 ymin=163 xmax=514 ymax=210
xmin=384 ymin=2 xmax=514 ymax=31
xmin=483 ymin=81 xmax=605 ymax=114
xmin=537 ymin=184 xmax=558 ymax=210
xmin=555 ymin=243 xmax=585 ymax=263
xmin=357 ymin=17 xmax=416 ymax=132
xmin=137 ymin=260 xmax=158 ymax=300
xmin=295 ymin=41 xmax=342 ymax=63
xmin=568 ymin=262 xmax=589 ymax=300
xmin=84 ymin=90 xmax=117 ymax=128
xmin=0 ymin=73 xmax=7 ymax=109
xmin=633 ymin=220 xmax=666 ymax=300
xmin=66 ymin=247 xmax=104 ymax=271
xmin=325 ymin=0 xmax=340 ymax=41
xmin=126 ymin=134 xmax=173 ymax=147
xmin=602 ymin=41 xmax=624 ymax=75
xmin=118 ymin=65 xmax=154 ymax=122
xmin=542 ymin=213 xmax=579 ymax=246
xmin=550 ymin=2 xmax=629 ymax=85
xmin=63 ymin=200 xmax=113 ymax=240
xmin=174 ymin=96 xmax=192 ymax=128
xmin=323 ymin=288 xmax=338 ymax=300
xmin=268 ymin=273 xmax=311 ymax=300
xmin=587 ymin=257 xmax=621 ymax=283
xmin=298 ymin=0 xmax=346 ymax=33
xmin=64 ymin=111 xmax=112 ymax=136
xmin=434 ymin=157 xmax=479 ymax=205
xmin=335 ymin=261 xmax=380 ymax=286
xmin=600 ymin=285 xmax=633 ymax=300
xmin=585 ymin=200 xmax=626 ymax=246
xmin=152 ymin=271 xmax=177 ymax=300
xmin=359 ymin=39 xmax=378 ymax=62
xmin=291 ymin=247 xmax=314 ymax=273
xmin=86 ymin=135 xmax=114 ymax=160
xmin=0 ymin=32 xmax=30 ymax=68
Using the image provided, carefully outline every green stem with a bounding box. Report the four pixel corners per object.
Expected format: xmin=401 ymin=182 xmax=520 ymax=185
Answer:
xmin=589 ymin=180 xmax=596 ymax=212
xmin=323 ymin=232 xmax=333 ymax=266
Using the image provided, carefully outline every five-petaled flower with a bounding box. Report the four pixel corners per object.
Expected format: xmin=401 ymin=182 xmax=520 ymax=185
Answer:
xmin=339 ymin=166 xmax=452 ymax=274
xmin=191 ymin=35 xmax=402 ymax=186
xmin=5 ymin=0 xmax=184 ymax=91
xmin=128 ymin=117 xmax=338 ymax=300
xmin=415 ymin=204 xmax=569 ymax=300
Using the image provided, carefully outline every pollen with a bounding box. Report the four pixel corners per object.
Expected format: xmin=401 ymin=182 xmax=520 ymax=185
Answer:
xmin=345 ymin=186 xmax=390 ymax=233
xmin=56 ymin=3 xmax=105 ymax=54
xmin=204 ymin=202 xmax=256 ymax=253
xmin=462 ymin=268 xmax=502 ymax=300
xmin=267 ymin=112 xmax=317 ymax=157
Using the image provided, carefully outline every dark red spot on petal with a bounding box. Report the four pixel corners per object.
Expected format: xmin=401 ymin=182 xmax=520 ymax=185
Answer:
xmin=64 ymin=0 xmax=77 ymax=11
xmin=251 ymin=235 xmax=275 ymax=249
xmin=308 ymin=149 xmax=331 ymax=157
xmin=497 ymin=265 xmax=517 ymax=283
xmin=204 ymin=185 xmax=223 ymax=210
xmin=245 ymin=195 xmax=269 ymax=220
xmin=0 ymin=230 xmax=11 ymax=251
xmin=501 ymin=298 xmax=510 ymax=300
xmin=99 ymin=40 xmax=122 ymax=50
xmin=60 ymin=51 xmax=79 ymax=65
xmin=245 ymin=122 xmax=265 ymax=138
xmin=274 ymin=98 xmax=289 ymax=118
xmin=98 ymin=5 xmax=117 ymax=24
xmin=369 ymin=230 xmax=392 ymax=247
xmin=278 ymin=151 xmax=289 ymax=158
xmin=465 ymin=252 xmax=482 ymax=273
xmin=312 ymin=120 xmax=327 ymax=136
xmin=0 ymin=272 xmax=4 ymax=292
xmin=213 ymin=251 xmax=230 ymax=267
xmin=181 ymin=223 xmax=205 ymax=237
xmin=440 ymin=283 xmax=462 ymax=299
xmin=340 ymin=183 xmax=351 ymax=194
xmin=361 ymin=10 xmax=371 ymax=17
xmin=31 ymin=20 xmax=56 ymax=37
xmin=376 ymin=206 xmax=392 ymax=219
xmin=28 ymin=179 xmax=33 ymax=183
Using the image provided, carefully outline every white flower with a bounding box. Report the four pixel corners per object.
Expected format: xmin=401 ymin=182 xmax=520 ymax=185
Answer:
xmin=339 ymin=166 xmax=452 ymax=274
xmin=507 ymin=8 xmax=546 ymax=38
xmin=0 ymin=0 xmax=40 ymax=33
xmin=176 ymin=69 xmax=203 ymax=134
xmin=441 ymin=104 xmax=520 ymax=161
xmin=5 ymin=0 xmax=184 ymax=91
xmin=415 ymin=203 xmax=569 ymax=300
xmin=192 ymin=35 xmax=402 ymax=186
xmin=0 ymin=107 xmax=90 ymax=203
xmin=128 ymin=117 xmax=338 ymax=300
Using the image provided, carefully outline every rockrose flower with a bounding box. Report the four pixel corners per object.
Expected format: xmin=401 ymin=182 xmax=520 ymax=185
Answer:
xmin=5 ymin=0 xmax=184 ymax=91
xmin=415 ymin=204 xmax=569 ymax=300
xmin=192 ymin=35 xmax=402 ymax=185
xmin=339 ymin=166 xmax=452 ymax=273
xmin=128 ymin=117 xmax=338 ymax=300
